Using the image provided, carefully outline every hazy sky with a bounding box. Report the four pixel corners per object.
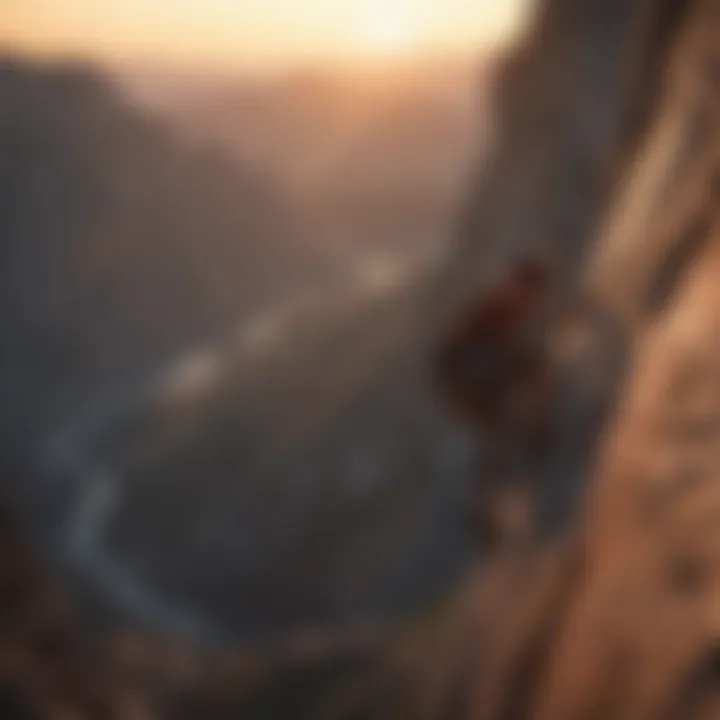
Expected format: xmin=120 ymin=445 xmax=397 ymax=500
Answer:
xmin=2 ymin=0 xmax=530 ymax=68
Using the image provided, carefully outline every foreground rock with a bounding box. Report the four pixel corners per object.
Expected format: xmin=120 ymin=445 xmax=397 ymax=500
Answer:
xmin=393 ymin=1 xmax=720 ymax=718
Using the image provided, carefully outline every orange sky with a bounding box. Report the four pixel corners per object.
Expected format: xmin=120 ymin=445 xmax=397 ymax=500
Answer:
xmin=1 ymin=0 xmax=530 ymax=68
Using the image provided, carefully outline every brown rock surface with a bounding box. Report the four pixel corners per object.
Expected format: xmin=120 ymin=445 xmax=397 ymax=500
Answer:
xmin=403 ymin=0 xmax=720 ymax=718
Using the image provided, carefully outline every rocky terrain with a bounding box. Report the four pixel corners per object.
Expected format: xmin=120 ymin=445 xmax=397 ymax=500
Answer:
xmin=1 ymin=0 xmax=718 ymax=717
xmin=358 ymin=1 xmax=720 ymax=718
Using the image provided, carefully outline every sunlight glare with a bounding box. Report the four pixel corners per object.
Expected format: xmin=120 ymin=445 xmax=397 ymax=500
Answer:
xmin=355 ymin=6 xmax=421 ymax=56
xmin=1 ymin=0 xmax=532 ymax=69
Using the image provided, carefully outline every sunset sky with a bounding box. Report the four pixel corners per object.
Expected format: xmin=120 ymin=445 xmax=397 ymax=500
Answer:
xmin=1 ymin=0 xmax=530 ymax=68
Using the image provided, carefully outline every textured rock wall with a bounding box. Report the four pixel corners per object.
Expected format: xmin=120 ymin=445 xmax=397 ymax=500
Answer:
xmin=344 ymin=2 xmax=720 ymax=719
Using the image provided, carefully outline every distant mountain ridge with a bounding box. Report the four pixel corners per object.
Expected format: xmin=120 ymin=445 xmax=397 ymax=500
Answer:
xmin=0 ymin=56 xmax=476 ymax=645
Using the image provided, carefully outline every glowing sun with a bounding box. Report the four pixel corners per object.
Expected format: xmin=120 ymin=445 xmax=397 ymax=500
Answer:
xmin=354 ymin=7 xmax=422 ymax=55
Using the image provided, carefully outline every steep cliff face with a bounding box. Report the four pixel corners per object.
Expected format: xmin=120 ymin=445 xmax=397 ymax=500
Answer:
xmin=404 ymin=1 xmax=720 ymax=717
xmin=439 ymin=0 xmax=687 ymax=310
